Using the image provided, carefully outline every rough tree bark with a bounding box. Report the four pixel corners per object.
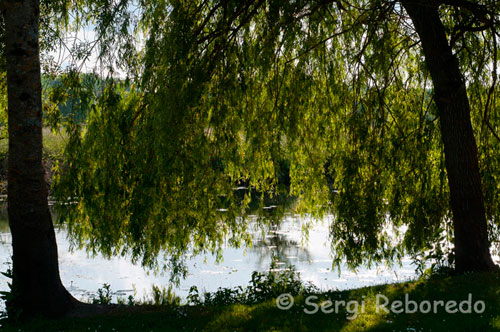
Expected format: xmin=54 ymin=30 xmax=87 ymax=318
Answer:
xmin=1 ymin=0 xmax=77 ymax=317
xmin=402 ymin=0 xmax=496 ymax=272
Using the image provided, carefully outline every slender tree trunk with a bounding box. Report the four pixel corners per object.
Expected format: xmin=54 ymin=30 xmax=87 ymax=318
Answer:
xmin=1 ymin=0 xmax=77 ymax=316
xmin=402 ymin=0 xmax=495 ymax=272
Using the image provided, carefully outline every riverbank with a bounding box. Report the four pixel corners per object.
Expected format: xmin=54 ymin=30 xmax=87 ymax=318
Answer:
xmin=0 ymin=128 xmax=66 ymax=197
xmin=2 ymin=271 xmax=499 ymax=331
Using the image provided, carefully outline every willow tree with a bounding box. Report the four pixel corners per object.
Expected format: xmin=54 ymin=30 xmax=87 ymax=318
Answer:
xmin=0 ymin=0 xmax=84 ymax=317
xmin=400 ymin=0 xmax=498 ymax=272
xmin=53 ymin=0 xmax=500 ymax=287
xmin=0 ymin=0 xmax=135 ymax=317
xmin=2 ymin=0 xmax=495 ymax=318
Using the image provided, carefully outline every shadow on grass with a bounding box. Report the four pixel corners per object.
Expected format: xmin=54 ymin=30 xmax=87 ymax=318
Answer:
xmin=2 ymin=271 xmax=500 ymax=332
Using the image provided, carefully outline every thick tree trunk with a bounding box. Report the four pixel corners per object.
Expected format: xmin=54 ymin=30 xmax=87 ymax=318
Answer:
xmin=402 ymin=1 xmax=496 ymax=272
xmin=1 ymin=0 xmax=77 ymax=316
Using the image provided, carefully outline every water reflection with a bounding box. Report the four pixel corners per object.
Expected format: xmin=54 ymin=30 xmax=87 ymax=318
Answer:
xmin=0 ymin=207 xmax=418 ymax=305
xmin=249 ymin=215 xmax=312 ymax=267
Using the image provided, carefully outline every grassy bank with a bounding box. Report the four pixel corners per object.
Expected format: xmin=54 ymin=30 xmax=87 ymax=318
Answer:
xmin=0 ymin=128 xmax=66 ymax=196
xmin=2 ymin=271 xmax=500 ymax=332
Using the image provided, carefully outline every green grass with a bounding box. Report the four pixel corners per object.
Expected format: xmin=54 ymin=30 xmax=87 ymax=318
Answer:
xmin=42 ymin=128 xmax=67 ymax=159
xmin=0 ymin=127 xmax=66 ymax=158
xmin=0 ymin=127 xmax=66 ymax=195
xmin=2 ymin=271 xmax=500 ymax=332
xmin=0 ymin=137 xmax=6 ymax=160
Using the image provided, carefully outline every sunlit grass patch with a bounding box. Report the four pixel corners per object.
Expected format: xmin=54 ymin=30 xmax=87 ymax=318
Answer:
xmin=2 ymin=271 xmax=500 ymax=331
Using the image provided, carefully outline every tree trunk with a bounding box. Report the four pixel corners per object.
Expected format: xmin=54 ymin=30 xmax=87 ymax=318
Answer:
xmin=1 ymin=0 xmax=77 ymax=316
xmin=402 ymin=0 xmax=496 ymax=272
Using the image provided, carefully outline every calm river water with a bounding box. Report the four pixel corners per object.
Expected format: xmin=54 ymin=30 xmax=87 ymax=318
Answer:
xmin=0 ymin=208 xmax=418 ymax=304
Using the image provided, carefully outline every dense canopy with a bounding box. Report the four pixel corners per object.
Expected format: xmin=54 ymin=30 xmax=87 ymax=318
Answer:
xmin=38 ymin=0 xmax=500 ymax=275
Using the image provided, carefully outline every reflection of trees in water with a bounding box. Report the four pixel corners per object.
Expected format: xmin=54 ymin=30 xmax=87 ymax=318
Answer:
xmin=248 ymin=215 xmax=312 ymax=269
xmin=0 ymin=206 xmax=61 ymax=236
xmin=0 ymin=206 xmax=60 ymax=234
